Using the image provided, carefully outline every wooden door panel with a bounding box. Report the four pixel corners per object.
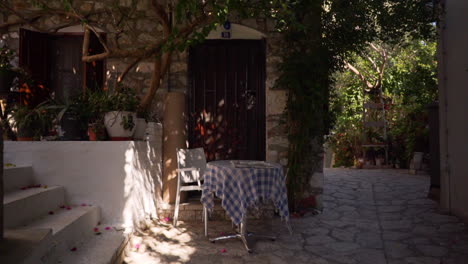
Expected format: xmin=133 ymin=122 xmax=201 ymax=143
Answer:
xmin=49 ymin=36 xmax=83 ymax=102
xmin=19 ymin=29 xmax=51 ymax=106
xmin=188 ymin=40 xmax=266 ymax=161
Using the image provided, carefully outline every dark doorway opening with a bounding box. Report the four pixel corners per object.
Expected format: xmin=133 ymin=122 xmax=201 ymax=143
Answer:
xmin=19 ymin=28 xmax=105 ymax=104
xmin=188 ymin=40 xmax=266 ymax=161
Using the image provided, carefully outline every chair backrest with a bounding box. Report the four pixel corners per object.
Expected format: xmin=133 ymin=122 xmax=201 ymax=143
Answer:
xmin=176 ymin=148 xmax=207 ymax=183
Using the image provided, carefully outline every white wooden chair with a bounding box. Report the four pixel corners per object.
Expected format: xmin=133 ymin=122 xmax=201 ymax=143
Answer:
xmin=173 ymin=148 xmax=208 ymax=236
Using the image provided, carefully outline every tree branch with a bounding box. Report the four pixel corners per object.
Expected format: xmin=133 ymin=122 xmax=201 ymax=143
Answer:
xmin=345 ymin=61 xmax=374 ymax=89
xmin=117 ymin=56 xmax=145 ymax=83
xmin=151 ymin=0 xmax=171 ymax=36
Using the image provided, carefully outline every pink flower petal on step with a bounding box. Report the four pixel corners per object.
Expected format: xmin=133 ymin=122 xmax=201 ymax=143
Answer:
xmin=48 ymin=211 xmax=54 ymax=215
xmin=105 ymin=226 xmax=111 ymax=230
xmin=219 ymin=232 xmax=225 ymax=236
xmin=220 ymin=248 xmax=227 ymax=253
xmin=81 ymin=203 xmax=87 ymax=206
xmin=66 ymin=207 xmax=72 ymax=210
xmin=163 ymin=217 xmax=171 ymax=222
xmin=93 ymin=227 xmax=99 ymax=232
xmin=70 ymin=247 xmax=77 ymax=252
xmin=135 ymin=244 xmax=140 ymax=249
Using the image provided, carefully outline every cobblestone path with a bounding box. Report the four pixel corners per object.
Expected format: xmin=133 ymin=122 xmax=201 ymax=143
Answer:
xmin=123 ymin=169 xmax=468 ymax=264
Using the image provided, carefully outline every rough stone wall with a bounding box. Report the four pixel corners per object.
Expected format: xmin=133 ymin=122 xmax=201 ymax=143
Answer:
xmin=1 ymin=1 xmax=323 ymax=207
xmin=1 ymin=1 xmax=288 ymax=162
xmin=0 ymin=0 xmax=165 ymax=118
xmin=166 ymin=17 xmax=289 ymax=166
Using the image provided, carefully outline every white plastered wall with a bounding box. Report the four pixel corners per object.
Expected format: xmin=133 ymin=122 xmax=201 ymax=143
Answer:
xmin=438 ymin=0 xmax=468 ymax=222
xmin=4 ymin=140 xmax=163 ymax=230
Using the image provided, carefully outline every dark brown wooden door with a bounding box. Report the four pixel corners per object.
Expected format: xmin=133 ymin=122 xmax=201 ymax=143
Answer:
xmin=188 ymin=40 xmax=266 ymax=161
xmin=49 ymin=35 xmax=83 ymax=102
xmin=19 ymin=29 xmax=51 ymax=106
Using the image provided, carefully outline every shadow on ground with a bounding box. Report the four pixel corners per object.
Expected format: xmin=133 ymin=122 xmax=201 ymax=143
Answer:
xmin=123 ymin=169 xmax=468 ymax=264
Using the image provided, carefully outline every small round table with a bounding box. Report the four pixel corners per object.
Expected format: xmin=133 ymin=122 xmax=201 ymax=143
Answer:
xmin=201 ymin=160 xmax=290 ymax=252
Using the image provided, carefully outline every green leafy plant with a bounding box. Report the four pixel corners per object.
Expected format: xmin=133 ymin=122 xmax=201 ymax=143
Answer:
xmin=8 ymin=102 xmax=56 ymax=139
xmin=120 ymin=114 xmax=135 ymax=131
xmin=107 ymin=87 xmax=138 ymax=113
xmin=0 ymin=45 xmax=14 ymax=70
xmin=328 ymin=39 xmax=437 ymax=168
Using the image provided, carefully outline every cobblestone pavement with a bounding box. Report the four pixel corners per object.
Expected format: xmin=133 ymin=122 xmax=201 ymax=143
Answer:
xmin=123 ymin=169 xmax=468 ymax=264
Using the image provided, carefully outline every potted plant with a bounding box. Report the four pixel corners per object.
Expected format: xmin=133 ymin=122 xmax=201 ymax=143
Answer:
xmin=9 ymin=103 xmax=54 ymax=141
xmin=103 ymin=87 xmax=138 ymax=140
xmin=0 ymin=44 xmax=17 ymax=94
xmin=55 ymin=95 xmax=90 ymax=140
xmin=84 ymin=89 xmax=108 ymax=141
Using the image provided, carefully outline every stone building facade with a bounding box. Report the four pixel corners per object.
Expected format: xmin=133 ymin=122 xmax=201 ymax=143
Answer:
xmin=1 ymin=1 xmax=324 ymax=213
xmin=0 ymin=0 xmax=289 ymax=166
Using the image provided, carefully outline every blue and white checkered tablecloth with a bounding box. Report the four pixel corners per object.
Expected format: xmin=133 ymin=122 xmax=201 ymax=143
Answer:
xmin=201 ymin=160 xmax=290 ymax=225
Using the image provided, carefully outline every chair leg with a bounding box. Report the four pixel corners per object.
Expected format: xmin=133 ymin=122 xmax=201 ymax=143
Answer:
xmin=203 ymin=206 xmax=208 ymax=237
xmin=173 ymin=191 xmax=181 ymax=227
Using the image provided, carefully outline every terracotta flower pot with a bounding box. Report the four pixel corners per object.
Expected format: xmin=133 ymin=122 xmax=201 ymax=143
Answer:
xmin=17 ymin=137 xmax=33 ymax=141
xmin=88 ymin=127 xmax=98 ymax=141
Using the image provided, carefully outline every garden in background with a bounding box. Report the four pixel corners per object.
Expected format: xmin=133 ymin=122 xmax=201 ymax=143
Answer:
xmin=328 ymin=37 xmax=438 ymax=169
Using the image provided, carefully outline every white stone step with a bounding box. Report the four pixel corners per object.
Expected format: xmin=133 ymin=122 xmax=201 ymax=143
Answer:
xmin=3 ymin=165 xmax=34 ymax=192
xmin=0 ymin=228 xmax=53 ymax=264
xmin=52 ymin=228 xmax=127 ymax=264
xmin=23 ymin=205 xmax=101 ymax=263
xmin=3 ymin=186 xmax=65 ymax=229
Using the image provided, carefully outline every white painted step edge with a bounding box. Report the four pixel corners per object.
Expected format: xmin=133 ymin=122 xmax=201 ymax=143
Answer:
xmin=52 ymin=229 xmax=128 ymax=264
xmin=3 ymin=166 xmax=34 ymax=192
xmin=3 ymin=186 xmax=65 ymax=229
xmin=22 ymin=205 xmax=101 ymax=264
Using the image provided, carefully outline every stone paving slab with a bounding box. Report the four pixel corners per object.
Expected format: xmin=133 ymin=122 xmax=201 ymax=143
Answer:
xmin=122 ymin=169 xmax=468 ymax=264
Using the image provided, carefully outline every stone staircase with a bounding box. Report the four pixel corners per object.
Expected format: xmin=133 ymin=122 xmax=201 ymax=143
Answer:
xmin=2 ymin=165 xmax=128 ymax=264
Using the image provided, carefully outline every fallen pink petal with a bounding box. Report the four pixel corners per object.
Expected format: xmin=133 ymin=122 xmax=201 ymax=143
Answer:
xmin=219 ymin=232 xmax=225 ymax=235
xmin=135 ymin=244 xmax=140 ymax=249
xmin=70 ymin=247 xmax=77 ymax=252
xmin=163 ymin=217 xmax=171 ymax=222
xmin=66 ymin=207 xmax=72 ymax=210
xmin=81 ymin=203 xmax=87 ymax=206
xmin=220 ymin=249 xmax=227 ymax=253
xmin=105 ymin=226 xmax=111 ymax=230
xmin=93 ymin=227 xmax=99 ymax=232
